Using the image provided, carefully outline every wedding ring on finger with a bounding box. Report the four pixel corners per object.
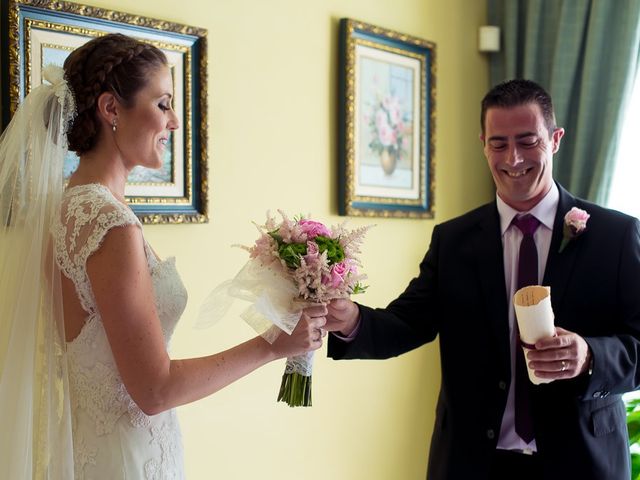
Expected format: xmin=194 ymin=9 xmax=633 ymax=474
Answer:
xmin=561 ymin=360 xmax=567 ymax=372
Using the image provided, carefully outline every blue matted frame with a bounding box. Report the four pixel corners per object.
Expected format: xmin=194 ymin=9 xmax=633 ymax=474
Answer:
xmin=338 ymin=18 xmax=435 ymax=218
xmin=1 ymin=0 xmax=208 ymax=224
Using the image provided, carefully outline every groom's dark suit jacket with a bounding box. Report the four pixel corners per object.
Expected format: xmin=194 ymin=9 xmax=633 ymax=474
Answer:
xmin=329 ymin=184 xmax=640 ymax=480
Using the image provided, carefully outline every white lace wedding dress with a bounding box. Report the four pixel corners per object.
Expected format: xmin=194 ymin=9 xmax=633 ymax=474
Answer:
xmin=53 ymin=183 xmax=187 ymax=479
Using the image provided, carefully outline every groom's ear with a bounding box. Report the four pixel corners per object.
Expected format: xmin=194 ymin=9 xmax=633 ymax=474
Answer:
xmin=550 ymin=127 xmax=565 ymax=153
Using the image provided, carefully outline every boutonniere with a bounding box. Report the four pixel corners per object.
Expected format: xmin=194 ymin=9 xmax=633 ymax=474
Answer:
xmin=559 ymin=207 xmax=590 ymax=253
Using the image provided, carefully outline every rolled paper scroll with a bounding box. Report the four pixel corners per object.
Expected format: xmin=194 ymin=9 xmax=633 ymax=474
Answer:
xmin=514 ymin=285 xmax=556 ymax=384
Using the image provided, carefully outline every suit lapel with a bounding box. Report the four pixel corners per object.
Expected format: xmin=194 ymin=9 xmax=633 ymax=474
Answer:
xmin=475 ymin=203 xmax=511 ymax=374
xmin=542 ymin=184 xmax=581 ymax=320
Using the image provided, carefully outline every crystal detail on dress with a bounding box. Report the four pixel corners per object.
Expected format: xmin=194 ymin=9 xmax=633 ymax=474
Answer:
xmin=53 ymin=184 xmax=187 ymax=479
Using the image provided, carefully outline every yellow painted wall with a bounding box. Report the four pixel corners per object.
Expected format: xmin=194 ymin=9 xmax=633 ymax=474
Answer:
xmin=70 ymin=0 xmax=491 ymax=478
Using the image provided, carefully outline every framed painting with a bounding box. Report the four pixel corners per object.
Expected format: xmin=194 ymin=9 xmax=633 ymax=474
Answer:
xmin=1 ymin=0 xmax=208 ymax=223
xmin=338 ymin=18 xmax=436 ymax=218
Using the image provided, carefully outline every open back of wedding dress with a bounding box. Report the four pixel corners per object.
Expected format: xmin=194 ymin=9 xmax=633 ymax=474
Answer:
xmin=53 ymin=183 xmax=188 ymax=479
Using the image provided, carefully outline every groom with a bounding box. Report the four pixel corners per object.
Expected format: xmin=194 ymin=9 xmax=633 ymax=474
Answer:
xmin=326 ymin=79 xmax=640 ymax=480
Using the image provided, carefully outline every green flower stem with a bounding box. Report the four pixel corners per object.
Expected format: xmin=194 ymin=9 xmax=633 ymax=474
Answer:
xmin=558 ymin=237 xmax=570 ymax=253
xmin=277 ymin=372 xmax=312 ymax=407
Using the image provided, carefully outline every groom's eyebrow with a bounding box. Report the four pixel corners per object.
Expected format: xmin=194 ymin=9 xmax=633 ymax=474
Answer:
xmin=487 ymin=131 xmax=538 ymax=142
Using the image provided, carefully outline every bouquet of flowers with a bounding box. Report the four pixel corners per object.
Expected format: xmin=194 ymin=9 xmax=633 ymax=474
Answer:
xmin=244 ymin=211 xmax=369 ymax=406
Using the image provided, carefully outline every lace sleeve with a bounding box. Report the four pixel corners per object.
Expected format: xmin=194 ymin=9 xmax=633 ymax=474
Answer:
xmin=53 ymin=184 xmax=140 ymax=313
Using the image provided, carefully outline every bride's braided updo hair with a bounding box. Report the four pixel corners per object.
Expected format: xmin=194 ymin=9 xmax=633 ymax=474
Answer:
xmin=63 ymin=33 xmax=167 ymax=154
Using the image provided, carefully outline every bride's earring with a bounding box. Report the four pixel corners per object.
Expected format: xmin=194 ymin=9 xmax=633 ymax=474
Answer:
xmin=112 ymin=119 xmax=117 ymax=132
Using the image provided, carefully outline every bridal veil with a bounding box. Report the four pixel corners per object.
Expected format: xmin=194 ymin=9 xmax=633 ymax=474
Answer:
xmin=0 ymin=65 xmax=75 ymax=478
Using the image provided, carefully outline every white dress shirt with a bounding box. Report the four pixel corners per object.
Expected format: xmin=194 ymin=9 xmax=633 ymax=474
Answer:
xmin=495 ymin=183 xmax=559 ymax=452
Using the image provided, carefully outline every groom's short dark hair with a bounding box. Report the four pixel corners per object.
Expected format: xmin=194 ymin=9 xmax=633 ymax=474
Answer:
xmin=481 ymin=79 xmax=557 ymax=136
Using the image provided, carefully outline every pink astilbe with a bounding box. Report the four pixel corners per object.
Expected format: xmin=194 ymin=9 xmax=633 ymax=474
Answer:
xmin=303 ymin=240 xmax=320 ymax=264
xmin=248 ymin=230 xmax=277 ymax=264
xmin=333 ymin=223 xmax=371 ymax=260
xmin=292 ymin=253 xmax=328 ymax=300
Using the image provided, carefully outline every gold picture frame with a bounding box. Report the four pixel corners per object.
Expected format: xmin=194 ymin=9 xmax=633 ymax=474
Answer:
xmin=1 ymin=0 xmax=209 ymax=223
xmin=338 ymin=18 xmax=436 ymax=218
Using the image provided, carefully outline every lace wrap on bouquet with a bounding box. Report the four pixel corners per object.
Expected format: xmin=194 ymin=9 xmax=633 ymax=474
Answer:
xmin=197 ymin=260 xmax=316 ymax=406
xmin=0 ymin=65 xmax=76 ymax=479
xmin=197 ymin=260 xmax=302 ymax=342
xmin=53 ymin=183 xmax=188 ymax=479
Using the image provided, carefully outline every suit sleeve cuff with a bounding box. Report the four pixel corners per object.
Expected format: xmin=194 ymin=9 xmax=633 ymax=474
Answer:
xmin=331 ymin=317 xmax=362 ymax=342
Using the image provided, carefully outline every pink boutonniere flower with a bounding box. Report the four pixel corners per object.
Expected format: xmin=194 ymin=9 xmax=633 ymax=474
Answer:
xmin=559 ymin=207 xmax=590 ymax=253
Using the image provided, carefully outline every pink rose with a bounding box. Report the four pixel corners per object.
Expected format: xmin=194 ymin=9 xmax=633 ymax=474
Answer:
xmin=327 ymin=261 xmax=349 ymax=288
xmin=377 ymin=123 xmax=395 ymax=147
xmin=565 ymin=207 xmax=590 ymax=233
xmin=559 ymin=207 xmax=589 ymax=253
xmin=298 ymin=219 xmax=331 ymax=238
xmin=375 ymin=109 xmax=388 ymax=130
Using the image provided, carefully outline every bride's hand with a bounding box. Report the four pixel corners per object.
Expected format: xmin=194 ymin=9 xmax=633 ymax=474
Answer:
xmin=270 ymin=304 xmax=328 ymax=358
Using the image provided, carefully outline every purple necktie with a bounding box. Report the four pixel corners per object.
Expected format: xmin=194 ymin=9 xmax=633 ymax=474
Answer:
xmin=512 ymin=214 xmax=540 ymax=443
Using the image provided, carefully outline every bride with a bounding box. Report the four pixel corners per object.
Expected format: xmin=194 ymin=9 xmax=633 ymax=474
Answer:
xmin=0 ymin=33 xmax=327 ymax=479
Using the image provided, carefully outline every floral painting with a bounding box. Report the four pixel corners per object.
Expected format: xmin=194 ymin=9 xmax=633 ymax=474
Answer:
xmin=358 ymin=55 xmax=414 ymax=190
xmin=338 ymin=19 xmax=435 ymax=218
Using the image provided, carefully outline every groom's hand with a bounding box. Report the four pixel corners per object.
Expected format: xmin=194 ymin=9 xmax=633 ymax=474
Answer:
xmin=325 ymin=298 xmax=360 ymax=337
xmin=526 ymin=327 xmax=592 ymax=380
